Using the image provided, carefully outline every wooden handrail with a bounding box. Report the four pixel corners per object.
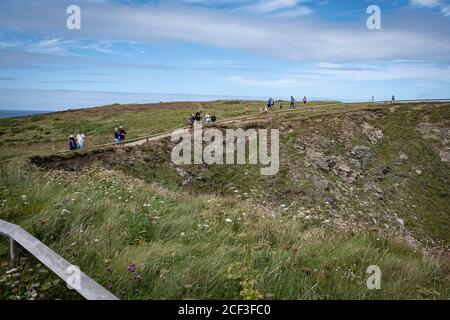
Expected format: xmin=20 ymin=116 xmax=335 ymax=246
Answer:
xmin=0 ymin=219 xmax=119 ymax=300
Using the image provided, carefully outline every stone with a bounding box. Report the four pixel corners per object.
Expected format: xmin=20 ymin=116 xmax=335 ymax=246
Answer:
xmin=398 ymin=152 xmax=408 ymax=161
xmin=351 ymin=145 xmax=374 ymax=170
xmin=362 ymin=122 xmax=384 ymax=144
xmin=306 ymin=149 xmax=330 ymax=172
xmin=439 ymin=147 xmax=450 ymax=162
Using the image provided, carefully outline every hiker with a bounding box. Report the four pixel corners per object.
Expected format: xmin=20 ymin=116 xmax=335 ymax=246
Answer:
xmin=205 ymin=113 xmax=212 ymax=123
xmin=188 ymin=114 xmax=195 ymax=128
xmin=267 ymin=97 xmax=274 ymax=110
xmin=211 ymin=114 xmax=217 ymax=122
xmin=290 ymin=96 xmax=296 ymax=109
xmin=194 ymin=112 xmax=202 ymax=125
xmin=303 ymin=96 xmax=308 ymax=105
xmin=76 ymin=131 xmax=86 ymax=149
xmin=371 ymin=95 xmax=375 ymax=103
xmin=391 ymin=95 xmax=395 ymax=103
xmin=114 ymin=128 xmax=121 ymax=145
xmin=68 ymin=135 xmax=77 ymax=151
xmin=119 ymin=126 xmax=127 ymax=144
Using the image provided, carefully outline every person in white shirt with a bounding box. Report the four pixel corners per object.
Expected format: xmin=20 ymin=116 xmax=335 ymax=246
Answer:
xmin=76 ymin=131 xmax=86 ymax=149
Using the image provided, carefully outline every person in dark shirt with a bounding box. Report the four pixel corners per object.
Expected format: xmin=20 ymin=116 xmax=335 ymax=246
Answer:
xmin=194 ymin=112 xmax=202 ymax=125
xmin=114 ymin=128 xmax=121 ymax=145
xmin=68 ymin=135 xmax=77 ymax=150
xmin=119 ymin=126 xmax=127 ymax=143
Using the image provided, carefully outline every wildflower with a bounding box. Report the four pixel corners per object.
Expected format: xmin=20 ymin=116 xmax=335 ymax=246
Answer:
xmin=6 ymin=268 xmax=18 ymax=274
xmin=225 ymin=218 xmax=233 ymax=223
xmin=180 ymin=232 xmax=186 ymax=237
xmin=127 ymin=264 xmax=137 ymax=273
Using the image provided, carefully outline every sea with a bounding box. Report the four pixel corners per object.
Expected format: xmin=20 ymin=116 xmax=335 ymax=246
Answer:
xmin=0 ymin=110 xmax=50 ymax=119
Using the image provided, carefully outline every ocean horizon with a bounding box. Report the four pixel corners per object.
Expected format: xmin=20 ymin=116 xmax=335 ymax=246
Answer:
xmin=0 ymin=110 xmax=50 ymax=119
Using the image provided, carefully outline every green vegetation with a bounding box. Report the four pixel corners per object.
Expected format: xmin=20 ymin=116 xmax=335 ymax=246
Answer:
xmin=0 ymin=101 xmax=449 ymax=300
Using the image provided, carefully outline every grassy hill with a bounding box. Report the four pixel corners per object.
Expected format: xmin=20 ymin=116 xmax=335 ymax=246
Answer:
xmin=0 ymin=100 xmax=449 ymax=300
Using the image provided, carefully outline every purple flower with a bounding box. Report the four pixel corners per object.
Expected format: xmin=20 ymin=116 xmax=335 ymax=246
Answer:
xmin=127 ymin=263 xmax=137 ymax=273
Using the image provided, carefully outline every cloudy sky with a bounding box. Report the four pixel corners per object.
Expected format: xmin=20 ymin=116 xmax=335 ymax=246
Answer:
xmin=0 ymin=0 xmax=450 ymax=110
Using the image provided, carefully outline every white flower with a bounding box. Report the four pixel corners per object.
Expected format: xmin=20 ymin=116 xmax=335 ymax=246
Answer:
xmin=225 ymin=218 xmax=233 ymax=223
xmin=180 ymin=232 xmax=186 ymax=237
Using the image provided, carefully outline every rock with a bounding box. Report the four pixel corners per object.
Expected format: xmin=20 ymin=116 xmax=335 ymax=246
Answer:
xmin=439 ymin=147 xmax=450 ymax=162
xmin=351 ymin=145 xmax=374 ymax=170
xmin=306 ymin=149 xmax=330 ymax=172
xmin=176 ymin=167 xmax=193 ymax=185
xmin=362 ymin=122 xmax=384 ymax=144
xmin=398 ymin=152 xmax=408 ymax=161
xmin=415 ymin=169 xmax=422 ymax=175
xmin=373 ymin=186 xmax=385 ymax=200
xmin=313 ymin=176 xmax=330 ymax=191
xmin=335 ymin=162 xmax=357 ymax=184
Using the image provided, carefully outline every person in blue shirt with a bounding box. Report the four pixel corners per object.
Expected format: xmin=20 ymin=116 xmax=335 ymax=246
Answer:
xmin=290 ymin=96 xmax=296 ymax=109
xmin=267 ymin=97 xmax=274 ymax=110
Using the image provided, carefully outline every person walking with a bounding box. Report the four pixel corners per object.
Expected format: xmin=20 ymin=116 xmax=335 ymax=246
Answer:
xmin=205 ymin=113 xmax=212 ymax=123
xmin=119 ymin=126 xmax=127 ymax=144
xmin=290 ymin=96 xmax=296 ymax=109
xmin=303 ymin=96 xmax=308 ymax=105
xmin=76 ymin=131 xmax=86 ymax=149
xmin=68 ymin=135 xmax=77 ymax=151
xmin=114 ymin=128 xmax=121 ymax=145
xmin=194 ymin=112 xmax=202 ymax=125
xmin=267 ymin=97 xmax=274 ymax=110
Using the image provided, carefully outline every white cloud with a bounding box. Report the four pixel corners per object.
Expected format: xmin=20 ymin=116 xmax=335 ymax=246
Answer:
xmin=410 ymin=0 xmax=450 ymax=16
xmin=411 ymin=0 xmax=442 ymax=7
xmin=0 ymin=1 xmax=449 ymax=63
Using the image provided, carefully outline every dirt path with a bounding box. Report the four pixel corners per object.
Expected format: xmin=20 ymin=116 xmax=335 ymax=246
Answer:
xmin=4 ymin=99 xmax=449 ymax=165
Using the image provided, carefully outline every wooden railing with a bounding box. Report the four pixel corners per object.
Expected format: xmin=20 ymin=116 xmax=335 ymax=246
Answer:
xmin=0 ymin=219 xmax=119 ymax=300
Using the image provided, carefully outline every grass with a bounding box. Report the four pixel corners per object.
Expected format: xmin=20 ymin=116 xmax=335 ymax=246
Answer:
xmin=0 ymin=166 xmax=448 ymax=299
xmin=0 ymin=100 xmax=294 ymax=161
xmin=0 ymin=100 xmax=449 ymax=300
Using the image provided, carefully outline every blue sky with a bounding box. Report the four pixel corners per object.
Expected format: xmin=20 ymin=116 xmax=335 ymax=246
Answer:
xmin=0 ymin=0 xmax=450 ymax=110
